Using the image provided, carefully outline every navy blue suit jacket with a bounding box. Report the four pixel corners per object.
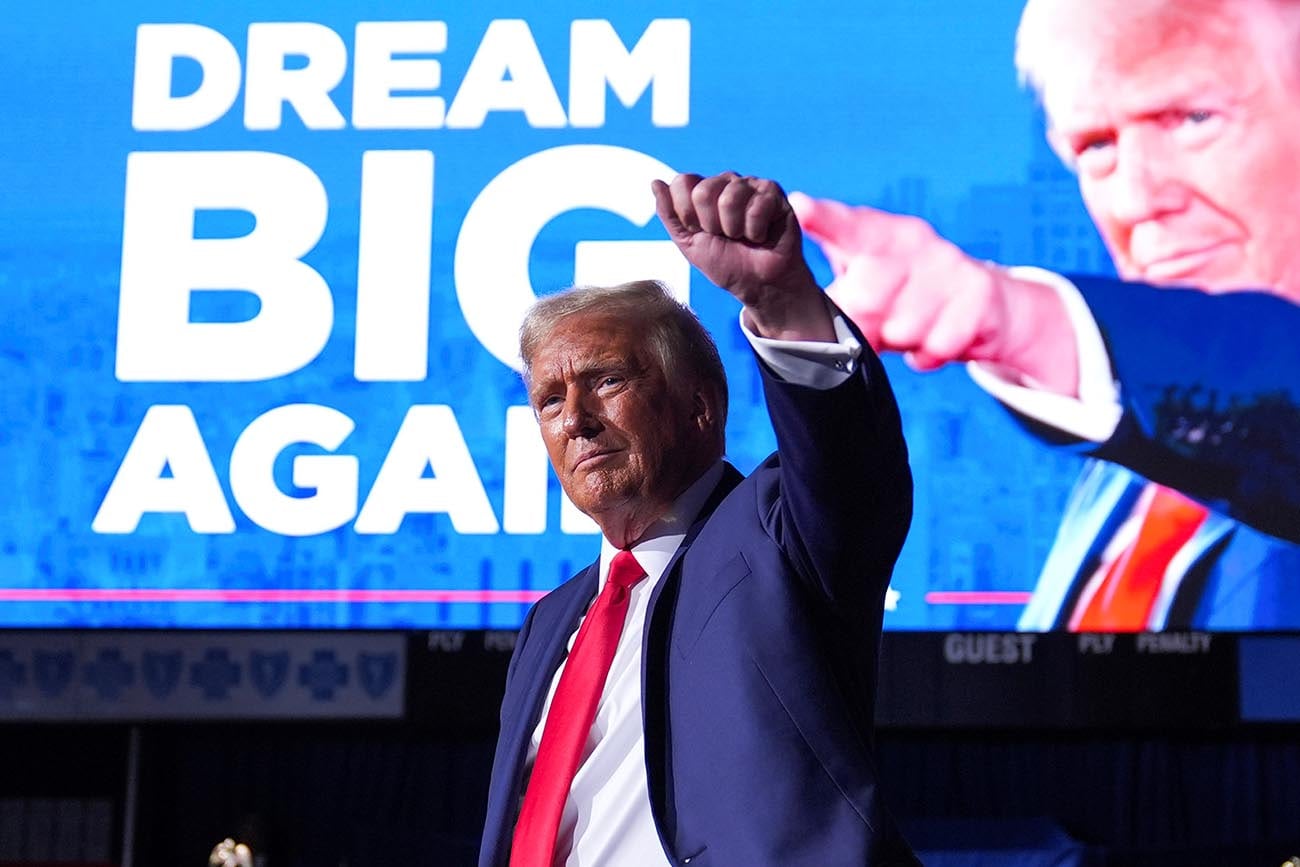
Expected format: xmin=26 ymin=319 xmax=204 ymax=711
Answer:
xmin=1017 ymin=277 xmax=1300 ymax=629
xmin=479 ymin=338 xmax=916 ymax=866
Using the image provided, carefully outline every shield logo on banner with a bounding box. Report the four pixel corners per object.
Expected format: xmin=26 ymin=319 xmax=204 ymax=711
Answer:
xmin=250 ymin=651 xmax=289 ymax=698
xmin=142 ymin=651 xmax=182 ymax=699
xmin=358 ymin=653 xmax=397 ymax=699
xmin=34 ymin=651 xmax=74 ymax=697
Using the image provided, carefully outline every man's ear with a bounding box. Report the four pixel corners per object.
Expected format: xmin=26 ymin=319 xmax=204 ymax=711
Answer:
xmin=690 ymin=386 xmax=717 ymax=434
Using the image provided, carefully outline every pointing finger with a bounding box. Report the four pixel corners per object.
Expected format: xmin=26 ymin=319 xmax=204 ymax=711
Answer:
xmin=791 ymin=193 xmax=925 ymax=264
xmin=790 ymin=192 xmax=872 ymax=274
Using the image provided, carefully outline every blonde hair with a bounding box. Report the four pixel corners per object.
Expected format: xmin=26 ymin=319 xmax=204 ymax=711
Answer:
xmin=1014 ymin=0 xmax=1297 ymax=106
xmin=519 ymin=280 xmax=728 ymax=441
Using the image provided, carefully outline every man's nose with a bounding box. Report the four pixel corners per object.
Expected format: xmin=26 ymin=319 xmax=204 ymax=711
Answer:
xmin=1108 ymin=127 xmax=1188 ymax=224
xmin=561 ymin=389 xmax=602 ymax=439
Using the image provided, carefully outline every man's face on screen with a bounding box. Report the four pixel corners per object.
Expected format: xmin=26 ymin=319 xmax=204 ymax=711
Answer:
xmin=1041 ymin=3 xmax=1300 ymax=301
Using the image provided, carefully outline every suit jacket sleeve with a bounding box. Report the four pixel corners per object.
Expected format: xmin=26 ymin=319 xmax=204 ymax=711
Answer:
xmin=1022 ymin=275 xmax=1300 ymax=543
xmin=754 ymin=310 xmax=913 ymax=618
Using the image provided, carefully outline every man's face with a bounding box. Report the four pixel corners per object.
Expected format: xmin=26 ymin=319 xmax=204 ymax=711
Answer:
xmin=527 ymin=314 xmax=715 ymax=526
xmin=1043 ymin=4 xmax=1300 ymax=299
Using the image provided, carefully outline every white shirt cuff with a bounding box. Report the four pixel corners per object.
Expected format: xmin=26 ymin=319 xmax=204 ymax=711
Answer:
xmin=739 ymin=304 xmax=862 ymax=390
xmin=966 ymin=266 xmax=1122 ymax=443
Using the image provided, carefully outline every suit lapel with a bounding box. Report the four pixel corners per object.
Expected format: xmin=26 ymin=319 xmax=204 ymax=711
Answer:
xmin=510 ymin=561 xmax=599 ymax=748
xmin=1024 ymin=460 xmax=1240 ymax=630
xmin=644 ymin=462 xmax=744 ymax=625
xmin=1150 ymin=510 xmax=1236 ymax=627
xmin=640 ymin=462 xmax=743 ymax=846
xmin=1020 ymin=460 xmax=1142 ymax=629
xmin=486 ymin=561 xmax=600 ymax=866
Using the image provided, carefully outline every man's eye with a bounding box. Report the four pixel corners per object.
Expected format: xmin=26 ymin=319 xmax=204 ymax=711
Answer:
xmin=1071 ymin=134 xmax=1117 ymax=177
xmin=1076 ymin=135 xmax=1114 ymax=156
xmin=599 ymin=376 xmax=624 ymax=388
xmin=1173 ymin=108 xmax=1221 ymax=145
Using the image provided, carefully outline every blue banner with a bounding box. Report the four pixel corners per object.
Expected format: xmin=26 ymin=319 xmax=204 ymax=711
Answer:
xmin=13 ymin=1 xmax=1277 ymax=631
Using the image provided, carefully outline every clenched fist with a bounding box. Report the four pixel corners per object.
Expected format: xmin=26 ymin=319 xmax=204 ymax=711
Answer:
xmin=652 ymin=172 xmax=834 ymax=342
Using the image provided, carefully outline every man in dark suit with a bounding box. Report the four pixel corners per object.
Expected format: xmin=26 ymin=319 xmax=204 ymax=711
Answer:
xmin=478 ymin=172 xmax=915 ymax=866
xmin=791 ymin=0 xmax=1300 ymax=630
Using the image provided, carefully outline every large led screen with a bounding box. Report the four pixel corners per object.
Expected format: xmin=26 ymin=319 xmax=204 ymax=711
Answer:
xmin=3 ymin=1 xmax=1296 ymax=630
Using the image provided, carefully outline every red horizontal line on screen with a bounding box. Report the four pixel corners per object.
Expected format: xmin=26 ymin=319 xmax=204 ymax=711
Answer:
xmin=0 ymin=588 xmax=548 ymax=604
xmin=924 ymin=591 xmax=1033 ymax=605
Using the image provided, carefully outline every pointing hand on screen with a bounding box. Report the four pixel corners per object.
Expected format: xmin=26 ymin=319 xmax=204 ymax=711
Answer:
xmin=791 ymin=192 xmax=1080 ymax=396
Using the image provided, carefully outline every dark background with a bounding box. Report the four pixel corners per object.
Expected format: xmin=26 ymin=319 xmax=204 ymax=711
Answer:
xmin=5 ymin=631 xmax=1299 ymax=867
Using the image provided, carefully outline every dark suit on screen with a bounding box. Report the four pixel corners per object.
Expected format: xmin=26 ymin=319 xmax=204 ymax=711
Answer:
xmin=479 ymin=333 xmax=916 ymax=866
xmin=1017 ymin=276 xmax=1300 ymax=630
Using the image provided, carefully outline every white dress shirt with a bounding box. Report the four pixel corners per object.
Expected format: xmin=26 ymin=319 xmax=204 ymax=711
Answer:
xmin=519 ymin=309 xmax=861 ymax=867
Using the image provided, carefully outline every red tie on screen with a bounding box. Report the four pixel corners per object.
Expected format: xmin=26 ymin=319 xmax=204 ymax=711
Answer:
xmin=1070 ymin=483 xmax=1210 ymax=632
xmin=509 ymin=550 xmax=648 ymax=867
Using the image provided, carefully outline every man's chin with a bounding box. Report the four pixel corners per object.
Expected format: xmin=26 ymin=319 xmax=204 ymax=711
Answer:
xmin=1127 ymin=244 xmax=1250 ymax=290
xmin=562 ymin=478 xmax=633 ymax=519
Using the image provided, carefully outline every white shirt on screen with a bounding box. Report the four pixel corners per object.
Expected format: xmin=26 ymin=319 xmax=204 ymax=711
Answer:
xmin=519 ymin=309 xmax=860 ymax=866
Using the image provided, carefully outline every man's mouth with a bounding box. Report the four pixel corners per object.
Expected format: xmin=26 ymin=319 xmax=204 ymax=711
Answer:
xmin=1136 ymin=241 xmax=1235 ymax=282
xmin=573 ymin=449 xmax=619 ymax=471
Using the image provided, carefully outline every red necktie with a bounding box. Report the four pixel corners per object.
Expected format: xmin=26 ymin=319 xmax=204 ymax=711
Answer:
xmin=1070 ymin=483 xmax=1209 ymax=632
xmin=509 ymin=550 xmax=648 ymax=867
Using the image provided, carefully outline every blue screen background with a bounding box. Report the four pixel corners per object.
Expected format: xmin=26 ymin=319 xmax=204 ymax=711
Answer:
xmin=0 ymin=1 xmax=1116 ymax=629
